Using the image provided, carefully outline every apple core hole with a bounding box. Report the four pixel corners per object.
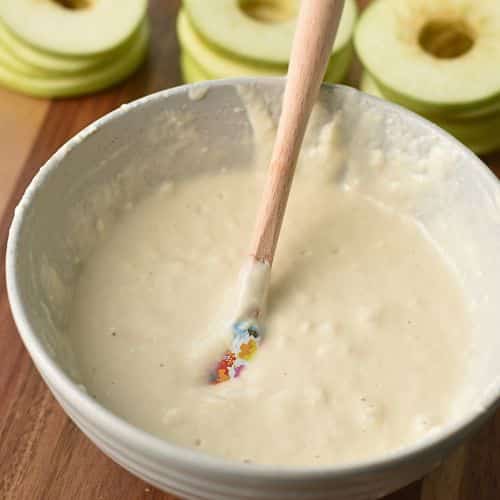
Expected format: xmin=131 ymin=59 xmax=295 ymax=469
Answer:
xmin=53 ymin=0 xmax=93 ymax=10
xmin=419 ymin=20 xmax=475 ymax=59
xmin=239 ymin=0 xmax=297 ymax=23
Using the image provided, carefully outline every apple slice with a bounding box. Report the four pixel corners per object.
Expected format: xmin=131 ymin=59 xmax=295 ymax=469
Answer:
xmin=0 ymin=19 xmax=149 ymax=98
xmin=355 ymin=0 xmax=500 ymax=116
xmin=0 ymin=0 xmax=147 ymax=57
xmin=177 ymin=10 xmax=284 ymax=79
xmin=361 ymin=72 xmax=500 ymax=154
xmin=183 ymin=0 xmax=357 ymax=66
xmin=369 ymin=70 xmax=500 ymax=120
xmin=0 ymin=39 xmax=47 ymax=77
xmin=0 ymin=19 xmax=118 ymax=75
xmin=181 ymin=53 xmax=210 ymax=83
xmin=324 ymin=43 xmax=353 ymax=84
xmin=178 ymin=10 xmax=352 ymax=83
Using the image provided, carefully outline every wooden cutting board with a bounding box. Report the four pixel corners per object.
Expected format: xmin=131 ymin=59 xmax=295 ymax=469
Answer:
xmin=0 ymin=1 xmax=498 ymax=499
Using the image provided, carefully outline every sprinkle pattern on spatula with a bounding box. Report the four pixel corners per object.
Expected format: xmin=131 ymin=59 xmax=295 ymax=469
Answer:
xmin=212 ymin=321 xmax=261 ymax=383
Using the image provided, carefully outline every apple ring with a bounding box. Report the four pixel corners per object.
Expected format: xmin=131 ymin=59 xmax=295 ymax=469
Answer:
xmin=183 ymin=0 xmax=357 ymax=66
xmin=0 ymin=19 xmax=149 ymax=98
xmin=361 ymin=72 xmax=500 ymax=155
xmin=355 ymin=0 xmax=500 ymax=115
xmin=0 ymin=0 xmax=147 ymax=56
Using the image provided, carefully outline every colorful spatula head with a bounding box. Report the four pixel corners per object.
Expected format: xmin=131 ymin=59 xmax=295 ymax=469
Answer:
xmin=211 ymin=319 xmax=262 ymax=384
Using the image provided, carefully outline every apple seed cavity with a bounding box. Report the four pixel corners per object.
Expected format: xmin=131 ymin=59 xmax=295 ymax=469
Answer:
xmin=238 ymin=0 xmax=297 ymax=23
xmin=419 ymin=19 xmax=475 ymax=59
xmin=53 ymin=0 xmax=93 ymax=10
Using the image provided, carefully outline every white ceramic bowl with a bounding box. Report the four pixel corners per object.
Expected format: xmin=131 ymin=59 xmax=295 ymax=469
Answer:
xmin=6 ymin=78 xmax=500 ymax=500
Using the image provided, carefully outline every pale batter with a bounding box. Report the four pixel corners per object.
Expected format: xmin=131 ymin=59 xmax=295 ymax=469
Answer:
xmin=68 ymin=145 xmax=472 ymax=465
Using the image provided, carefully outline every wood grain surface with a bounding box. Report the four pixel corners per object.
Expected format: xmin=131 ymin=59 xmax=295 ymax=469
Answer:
xmin=0 ymin=1 xmax=498 ymax=499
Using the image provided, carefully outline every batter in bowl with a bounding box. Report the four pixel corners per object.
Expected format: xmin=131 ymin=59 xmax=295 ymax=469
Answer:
xmin=68 ymin=94 xmax=472 ymax=467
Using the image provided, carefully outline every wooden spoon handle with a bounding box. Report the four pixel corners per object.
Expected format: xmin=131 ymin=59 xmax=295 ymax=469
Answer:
xmin=250 ymin=0 xmax=345 ymax=264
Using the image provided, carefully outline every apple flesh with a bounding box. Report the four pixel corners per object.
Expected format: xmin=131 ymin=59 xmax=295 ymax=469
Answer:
xmin=183 ymin=0 xmax=357 ymax=66
xmin=0 ymin=20 xmax=149 ymax=98
xmin=0 ymin=0 xmax=147 ymax=57
xmin=0 ymin=39 xmax=48 ymax=77
xmin=178 ymin=4 xmax=355 ymax=84
xmin=355 ymin=0 xmax=500 ymax=116
xmin=361 ymin=72 xmax=500 ymax=155
xmin=177 ymin=10 xmax=284 ymax=80
xmin=181 ymin=53 xmax=211 ymax=83
xmin=0 ymin=0 xmax=150 ymax=98
xmin=0 ymin=19 xmax=119 ymax=75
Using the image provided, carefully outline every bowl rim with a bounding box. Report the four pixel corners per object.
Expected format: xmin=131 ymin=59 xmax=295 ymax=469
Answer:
xmin=6 ymin=76 xmax=500 ymax=481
